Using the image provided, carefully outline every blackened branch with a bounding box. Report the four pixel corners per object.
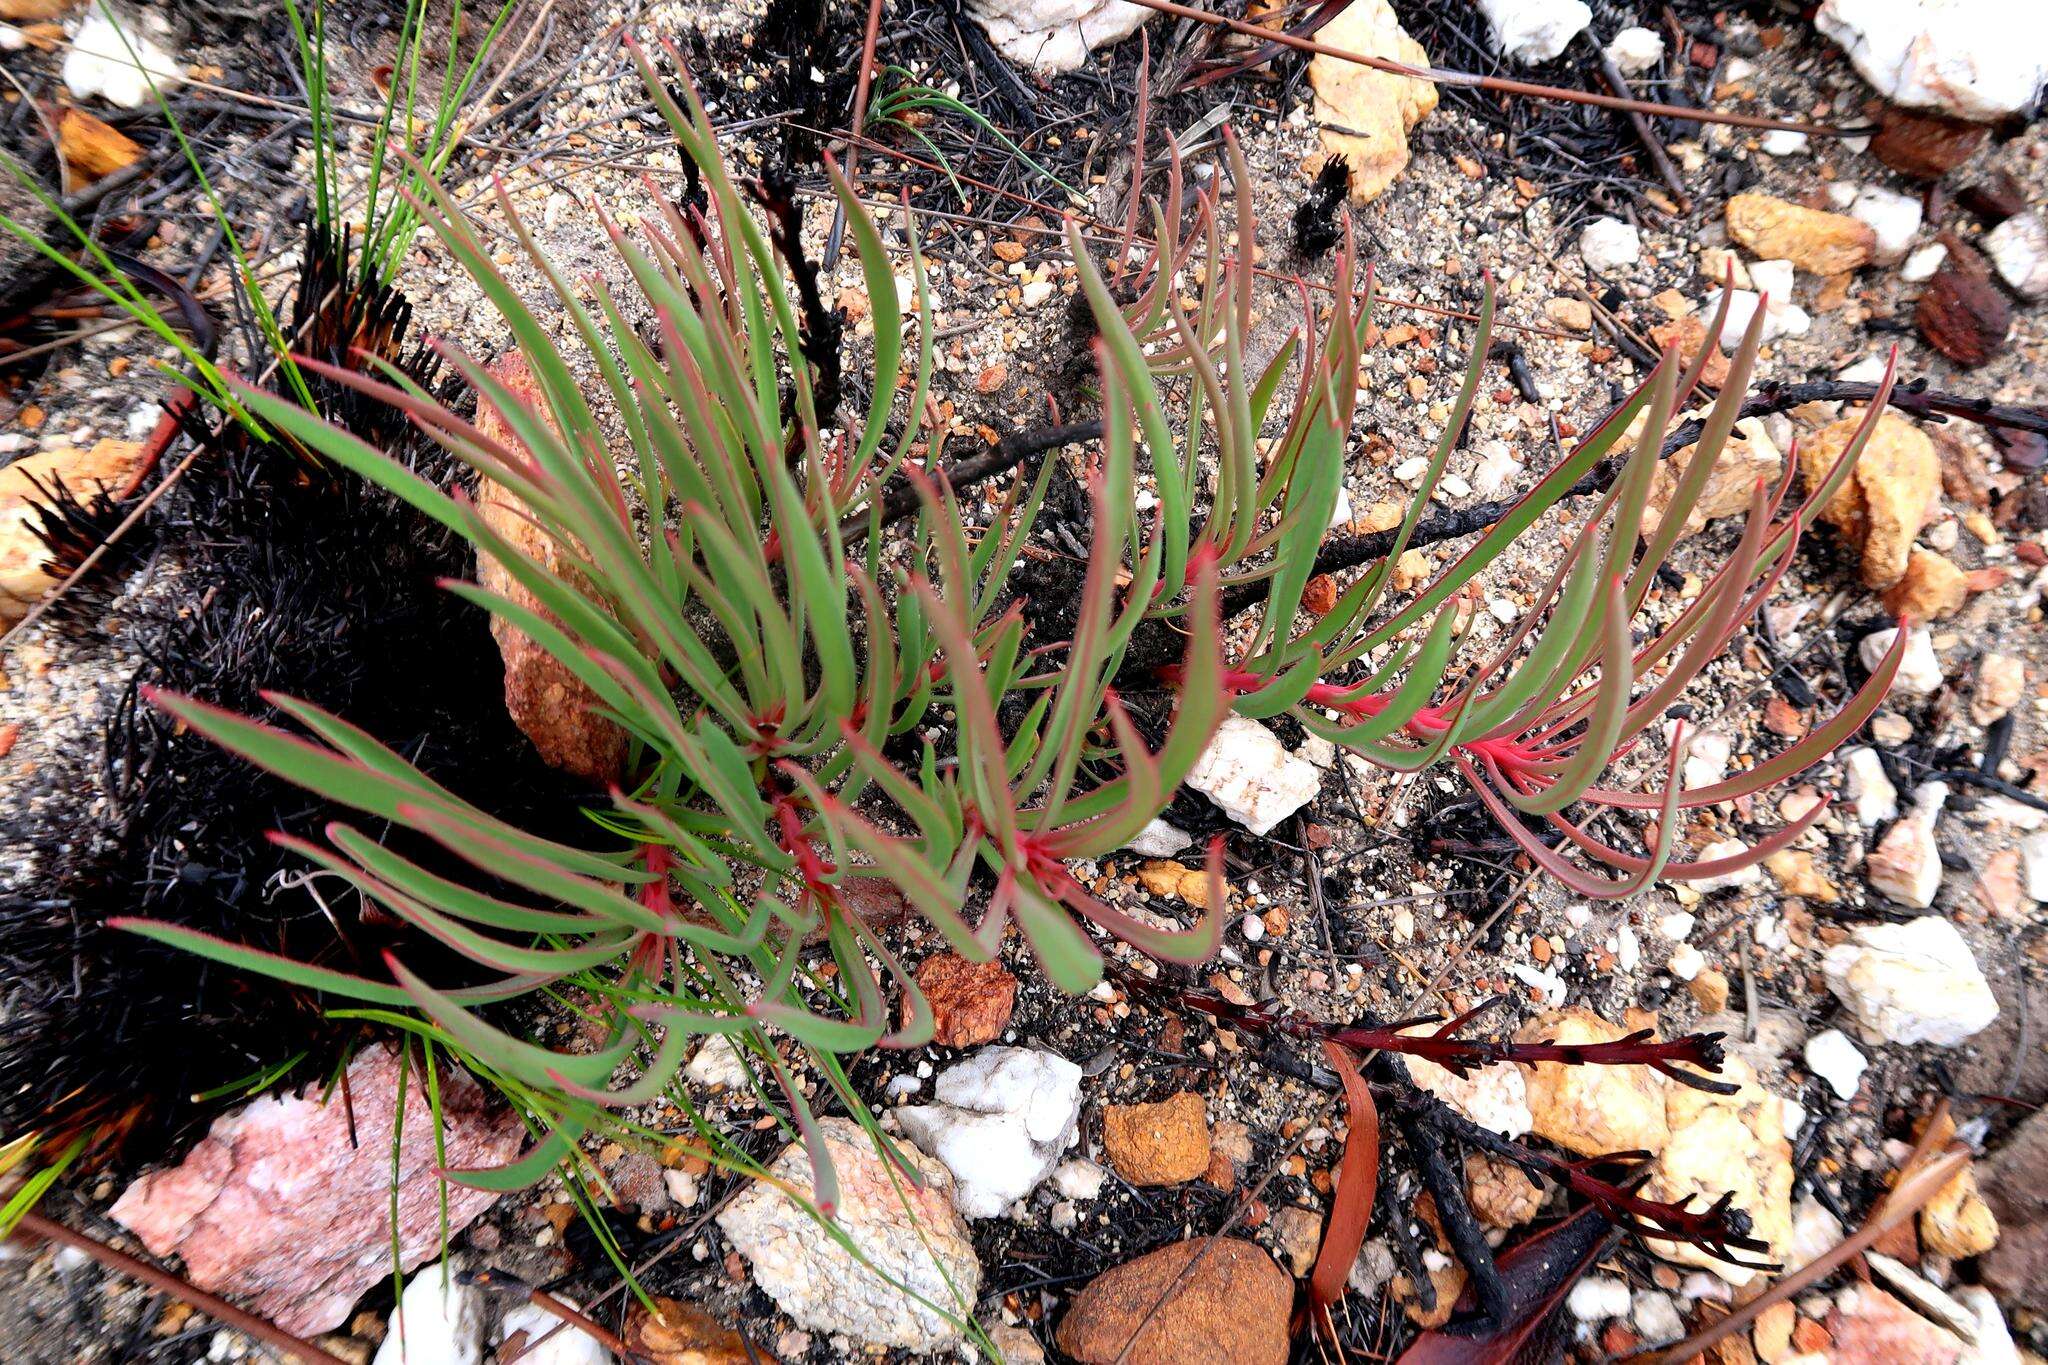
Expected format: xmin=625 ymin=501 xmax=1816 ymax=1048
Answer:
xmin=841 ymin=420 xmax=1104 ymax=548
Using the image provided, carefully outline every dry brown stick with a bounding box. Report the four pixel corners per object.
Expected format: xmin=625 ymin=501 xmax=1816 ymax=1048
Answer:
xmin=7 ymin=1210 xmax=354 ymax=1365
xmin=1114 ymin=0 xmax=1858 ymax=136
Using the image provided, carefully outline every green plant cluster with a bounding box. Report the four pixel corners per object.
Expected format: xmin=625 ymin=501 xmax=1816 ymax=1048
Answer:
xmin=100 ymin=43 xmax=1903 ymax=1212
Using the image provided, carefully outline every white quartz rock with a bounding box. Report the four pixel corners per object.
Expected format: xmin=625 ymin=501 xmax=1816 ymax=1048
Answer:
xmin=1822 ymin=916 xmax=1999 ymax=1046
xmin=718 ymin=1117 xmax=980 ymax=1351
xmin=1185 ymin=715 xmax=1322 ymax=836
xmin=1567 ymin=1275 xmax=1634 ymax=1323
xmin=63 ymin=11 xmax=184 ymax=110
xmin=1902 ymin=242 xmax=1949 ymax=282
xmin=374 ymin=1264 xmax=485 ymax=1365
xmin=1474 ymin=0 xmax=1591 ymax=63
xmin=2023 ymin=830 xmax=2048 ymax=901
xmin=1843 ymin=747 xmax=1900 ymax=826
xmin=1815 ymin=0 xmax=2048 ymax=122
xmin=1985 ymin=213 xmax=2048 ymax=299
xmin=1705 ymin=286 xmax=1809 ymax=346
xmin=1604 ymin=26 xmax=1665 ymax=75
xmin=495 ymin=1299 xmax=609 ymax=1365
xmin=1401 ymin=1033 xmax=1533 ymax=1138
xmin=893 ymin=1047 xmax=1082 ymax=1219
xmin=1124 ymin=817 xmax=1194 ymax=858
xmin=968 ymin=0 xmax=1152 ymax=73
xmin=1804 ymin=1028 xmax=1869 ymax=1100
xmin=1579 ymin=216 xmax=1642 ymax=272
xmin=1851 ymin=185 xmax=1924 ymax=265
xmin=684 ymin=1035 xmax=754 ymax=1089
xmin=1860 ymin=625 xmax=1943 ymax=696
xmin=1865 ymin=782 xmax=1947 ymax=909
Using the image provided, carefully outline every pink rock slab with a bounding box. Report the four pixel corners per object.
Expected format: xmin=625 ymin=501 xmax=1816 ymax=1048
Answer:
xmin=111 ymin=1045 xmax=525 ymax=1335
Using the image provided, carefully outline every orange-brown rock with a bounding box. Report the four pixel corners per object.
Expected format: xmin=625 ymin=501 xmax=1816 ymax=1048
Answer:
xmin=472 ymin=351 xmax=627 ymax=784
xmin=1465 ymin=1153 xmax=1541 ymax=1227
xmin=1726 ymin=194 xmax=1876 ymax=275
xmin=910 ymin=951 xmax=1017 ymax=1048
xmin=1882 ymin=550 xmax=1969 ymax=621
xmin=1798 ymin=411 xmax=1942 ymax=590
xmin=1102 ymin=1092 xmax=1211 ymax=1186
xmin=1057 ymin=1239 xmax=1290 ymax=1365
xmin=1308 ymin=0 xmax=1437 ymax=203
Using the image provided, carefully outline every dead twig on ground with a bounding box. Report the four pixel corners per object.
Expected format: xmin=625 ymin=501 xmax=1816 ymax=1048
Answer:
xmin=6 ymin=1210 xmax=353 ymax=1365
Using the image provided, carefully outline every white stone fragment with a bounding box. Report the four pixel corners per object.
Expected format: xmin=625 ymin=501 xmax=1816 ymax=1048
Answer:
xmin=63 ymin=11 xmax=184 ymax=110
xmin=1822 ymin=916 xmax=1999 ymax=1046
xmin=1902 ymin=242 xmax=1949 ymax=282
xmin=1761 ymin=130 xmax=1810 ymax=156
xmin=663 ymin=1168 xmax=701 ymax=1209
xmin=1474 ymin=0 xmax=1591 ymax=63
xmin=1667 ymin=945 xmax=1706 ymax=981
xmin=893 ymin=1047 xmax=1082 ymax=1219
xmin=685 ymin=1035 xmax=754 ymax=1089
xmin=1866 ymin=782 xmax=1948 ymax=909
xmin=1472 ymin=442 xmax=1524 ymax=499
xmin=1401 ymin=1038 xmax=1533 ymax=1138
xmin=1815 ymin=0 xmax=2048 ymax=122
xmin=968 ymin=0 xmax=1152 ymax=74
xmin=374 ymin=1264 xmax=484 ymax=1365
xmin=2023 ymin=831 xmax=2048 ymax=901
xmin=718 ymin=1118 xmax=980 ymax=1352
xmin=1860 ymin=626 xmax=1943 ymax=696
xmin=1788 ymin=1197 xmax=1845 ymax=1273
xmin=1604 ymin=26 xmax=1665 ymax=75
xmin=1675 ymin=726 xmax=1733 ymax=790
xmin=495 ymin=1298 xmax=609 ymax=1365
xmin=1705 ymin=286 xmax=1808 ymax=346
xmin=1579 ymin=217 xmax=1642 ymax=273
xmin=1804 ymin=1028 xmax=1869 ymax=1099
xmin=1567 ymin=1275 xmax=1634 ymax=1323
xmin=1955 ymin=1285 xmax=2021 ymax=1365
xmin=1051 ymin=1158 xmax=1106 ymax=1201
xmin=1124 ymin=818 xmax=1194 ymax=858
xmin=1843 ymin=747 xmax=1900 ymax=826
xmin=1985 ymin=212 xmax=2048 ymax=299
xmin=1633 ymin=1290 xmax=1686 ymax=1343
xmin=1509 ymin=962 xmax=1568 ymax=1005
xmin=1850 ymin=185 xmax=1924 ymax=265
xmin=1682 ymin=839 xmax=1763 ymax=895
xmin=1185 ymin=715 xmax=1323 ymax=836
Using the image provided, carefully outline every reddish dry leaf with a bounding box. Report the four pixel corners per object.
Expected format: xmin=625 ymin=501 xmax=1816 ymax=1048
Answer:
xmin=1308 ymin=1040 xmax=1379 ymax=1333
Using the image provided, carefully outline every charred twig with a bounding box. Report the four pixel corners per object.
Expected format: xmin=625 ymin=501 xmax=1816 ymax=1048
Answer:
xmin=1396 ymin=1105 xmax=1510 ymax=1333
xmin=1592 ymin=43 xmax=1689 ymax=210
xmin=1671 ymin=376 xmax=2048 ymax=443
xmin=751 ymin=170 xmax=843 ymax=430
xmin=840 ymin=420 xmax=1104 ymax=546
xmin=1395 ymin=1087 xmax=1773 ymax=1268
